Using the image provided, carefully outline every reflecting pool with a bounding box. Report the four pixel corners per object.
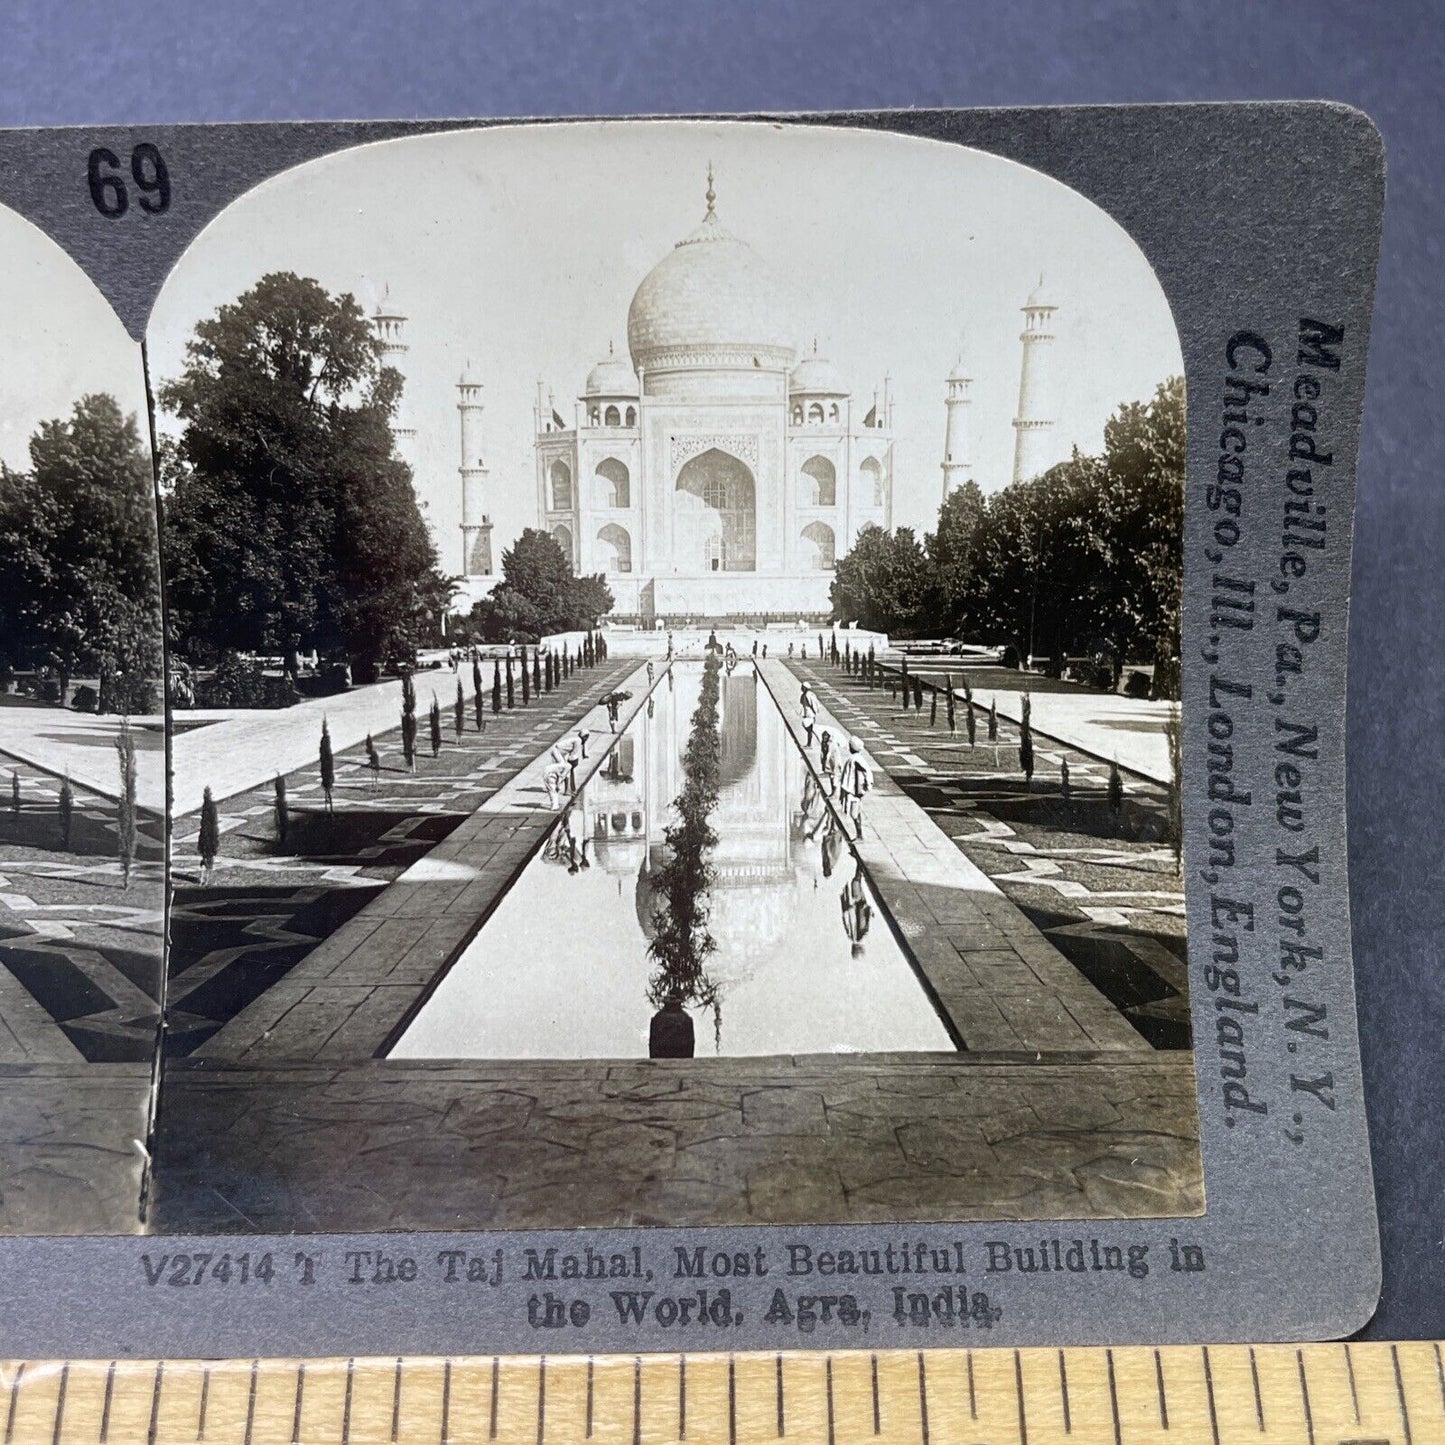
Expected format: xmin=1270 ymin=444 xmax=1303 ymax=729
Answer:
xmin=391 ymin=664 xmax=956 ymax=1059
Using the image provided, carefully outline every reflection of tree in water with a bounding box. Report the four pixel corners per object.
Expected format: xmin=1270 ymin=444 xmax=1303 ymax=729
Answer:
xmin=647 ymin=651 xmax=724 ymax=1056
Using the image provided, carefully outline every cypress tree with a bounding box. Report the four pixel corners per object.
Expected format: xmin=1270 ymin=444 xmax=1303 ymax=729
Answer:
xmin=198 ymin=785 xmax=220 ymax=884
xmin=987 ymin=698 xmax=997 ymax=742
xmin=1060 ymin=757 xmax=1071 ymax=806
xmin=429 ymin=694 xmax=442 ymax=756
xmin=402 ymin=707 xmax=416 ymax=770
xmin=521 ymin=654 xmax=531 ymax=706
xmin=274 ymin=774 xmax=289 ymax=842
xmin=929 ymin=688 xmax=937 ymax=727
xmin=533 ymin=649 xmax=543 ymax=696
xmin=1018 ymin=692 xmax=1034 ymax=785
xmin=455 ymin=679 xmax=466 ymax=740
xmin=472 ymin=653 xmax=482 ymax=701
xmin=58 ymin=775 xmax=74 ymax=849
xmin=944 ymin=673 xmax=956 ymax=735
xmin=319 ymin=718 xmax=335 ymax=812
xmin=474 ymin=678 xmax=484 ymax=732
xmin=963 ymin=674 xmax=976 ymax=746
xmin=1108 ymin=758 xmax=1124 ymax=816
xmin=506 ymin=656 xmax=515 ymax=709
xmin=115 ymin=720 xmax=137 ymax=888
xmin=900 ymin=654 xmax=910 ymax=710
xmin=366 ymin=733 xmax=380 ymax=785
xmin=492 ymin=661 xmax=502 ymax=714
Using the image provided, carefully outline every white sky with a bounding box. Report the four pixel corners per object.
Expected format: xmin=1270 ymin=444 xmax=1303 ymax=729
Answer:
xmin=0 ymin=212 xmax=149 ymax=470
xmin=3 ymin=122 xmax=1182 ymax=575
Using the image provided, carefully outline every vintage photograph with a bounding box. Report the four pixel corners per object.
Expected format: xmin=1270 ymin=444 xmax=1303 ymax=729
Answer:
xmin=139 ymin=120 xmax=1201 ymax=1232
xmin=0 ymin=205 xmax=165 ymax=1233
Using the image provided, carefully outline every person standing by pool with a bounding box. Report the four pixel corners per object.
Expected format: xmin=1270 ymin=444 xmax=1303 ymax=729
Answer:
xmin=818 ymin=727 xmax=837 ymax=794
xmin=838 ymin=736 xmax=873 ymax=840
xmin=646 ymin=660 xmax=654 ymax=687
xmin=543 ymin=738 xmax=577 ymax=810
xmin=800 ymin=683 xmax=818 ymax=747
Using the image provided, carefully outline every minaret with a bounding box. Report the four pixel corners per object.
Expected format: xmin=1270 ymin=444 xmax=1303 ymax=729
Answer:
xmin=371 ymin=283 xmax=417 ymax=455
xmin=457 ymin=363 xmax=493 ymax=578
xmin=1011 ymin=275 xmax=1059 ymax=484
xmin=941 ymin=345 xmax=974 ymax=498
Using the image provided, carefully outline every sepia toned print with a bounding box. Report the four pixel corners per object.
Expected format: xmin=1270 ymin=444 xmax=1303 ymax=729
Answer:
xmin=137 ymin=122 xmax=1199 ymax=1234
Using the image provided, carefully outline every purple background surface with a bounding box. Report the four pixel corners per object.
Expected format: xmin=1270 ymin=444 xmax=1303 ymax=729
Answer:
xmin=0 ymin=0 xmax=1438 ymax=1341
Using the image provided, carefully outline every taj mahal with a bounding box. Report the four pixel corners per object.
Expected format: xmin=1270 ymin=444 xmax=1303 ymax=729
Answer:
xmin=375 ymin=168 xmax=1065 ymax=621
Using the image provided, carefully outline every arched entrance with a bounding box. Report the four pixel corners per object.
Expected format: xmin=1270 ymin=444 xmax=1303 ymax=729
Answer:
xmin=675 ymin=448 xmax=756 ymax=572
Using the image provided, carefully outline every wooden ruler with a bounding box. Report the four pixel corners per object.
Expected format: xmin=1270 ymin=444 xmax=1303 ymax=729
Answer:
xmin=1 ymin=1344 xmax=1438 ymax=1444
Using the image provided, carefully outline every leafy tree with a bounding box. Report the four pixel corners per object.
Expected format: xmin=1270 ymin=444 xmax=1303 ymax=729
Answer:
xmin=926 ymin=479 xmax=986 ymax=635
xmin=829 ymin=524 xmax=931 ymax=635
xmin=470 ymin=528 xmax=612 ymax=642
xmin=159 ymin=272 xmax=447 ymax=677
xmin=0 ymin=395 xmax=161 ymax=710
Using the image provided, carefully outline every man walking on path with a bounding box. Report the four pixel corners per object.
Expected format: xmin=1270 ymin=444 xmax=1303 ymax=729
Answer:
xmin=800 ymin=683 xmax=818 ymax=748
xmin=838 ymin=736 xmax=873 ymax=840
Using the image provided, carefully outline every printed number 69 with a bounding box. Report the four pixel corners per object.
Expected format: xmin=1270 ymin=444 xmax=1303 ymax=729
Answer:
xmin=87 ymin=144 xmax=170 ymax=218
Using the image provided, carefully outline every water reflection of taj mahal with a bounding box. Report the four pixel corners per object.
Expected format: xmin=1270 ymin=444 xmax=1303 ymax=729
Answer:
xmin=583 ymin=668 xmax=799 ymax=959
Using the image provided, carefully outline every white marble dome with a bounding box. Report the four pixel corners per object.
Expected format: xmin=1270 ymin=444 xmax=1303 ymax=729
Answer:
xmin=627 ymin=174 xmax=796 ymax=376
xmin=585 ymin=344 xmax=638 ymax=396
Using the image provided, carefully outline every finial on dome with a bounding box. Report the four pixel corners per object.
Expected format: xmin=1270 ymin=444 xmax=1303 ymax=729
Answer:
xmin=705 ymin=163 xmax=716 ymax=219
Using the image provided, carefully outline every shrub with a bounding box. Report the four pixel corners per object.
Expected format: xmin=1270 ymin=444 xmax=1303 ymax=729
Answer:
xmin=1124 ymin=670 xmax=1153 ymax=699
xmin=1108 ymin=759 xmax=1124 ymax=815
xmin=366 ymin=733 xmax=380 ymax=783
xmin=1060 ymin=757 xmax=1071 ymax=805
xmin=70 ymin=684 xmax=99 ymax=714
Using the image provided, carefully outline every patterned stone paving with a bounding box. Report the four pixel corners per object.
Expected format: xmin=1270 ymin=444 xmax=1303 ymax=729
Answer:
xmin=167 ymin=659 xmax=642 ymax=1057
xmin=151 ymin=1052 xmax=1202 ymax=1232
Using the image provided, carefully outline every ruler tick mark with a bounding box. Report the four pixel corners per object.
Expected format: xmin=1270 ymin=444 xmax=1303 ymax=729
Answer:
xmin=777 ymin=1353 xmax=786 ymax=1437
xmin=1202 ymin=1347 xmax=1220 ymax=1445
xmin=491 ymin=1358 xmax=500 ymax=1441
xmin=341 ymin=1360 xmax=354 ymax=1445
xmin=49 ymin=1363 xmax=66 ymax=1445
xmin=536 ymin=1356 xmax=546 ymax=1445
xmin=1012 ymin=1350 xmax=1024 ymax=1445
xmin=1296 ymin=1350 xmax=1315 ymax=1445
xmin=1106 ymin=1349 xmax=1121 ymax=1445
xmin=678 ymin=1355 xmax=686 ymax=1441
xmin=1344 ymin=1343 xmax=1360 ymax=1424
xmin=870 ymin=1353 xmax=879 ymax=1435
xmin=826 ymin=1358 xmax=835 ymax=1445
xmin=1393 ymin=1343 xmax=1414 ymax=1445
xmin=442 ymin=1359 xmax=452 ymax=1445
xmin=966 ymin=1351 xmax=976 ymax=1420
xmin=1153 ymin=1350 xmax=1168 ymax=1430
xmin=917 ymin=1353 xmax=931 ymax=1445
xmin=585 ymin=1359 xmax=593 ymax=1440
xmin=728 ymin=1357 xmax=737 ymax=1445
xmin=1058 ymin=1350 xmax=1071 ymax=1434
xmin=391 ymin=1357 xmax=403 ymax=1442
xmin=5 ymin=1360 xmax=24 ymax=1445
xmin=243 ymin=1360 xmax=258 ymax=1445
xmin=148 ymin=1362 xmax=165 ymax=1445
xmin=632 ymin=1357 xmax=641 ymax=1445
xmin=1250 ymin=1346 xmax=1265 ymax=1430
xmin=100 ymin=1362 xmax=116 ymax=1444
xmin=291 ymin=1363 xmax=304 ymax=1445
